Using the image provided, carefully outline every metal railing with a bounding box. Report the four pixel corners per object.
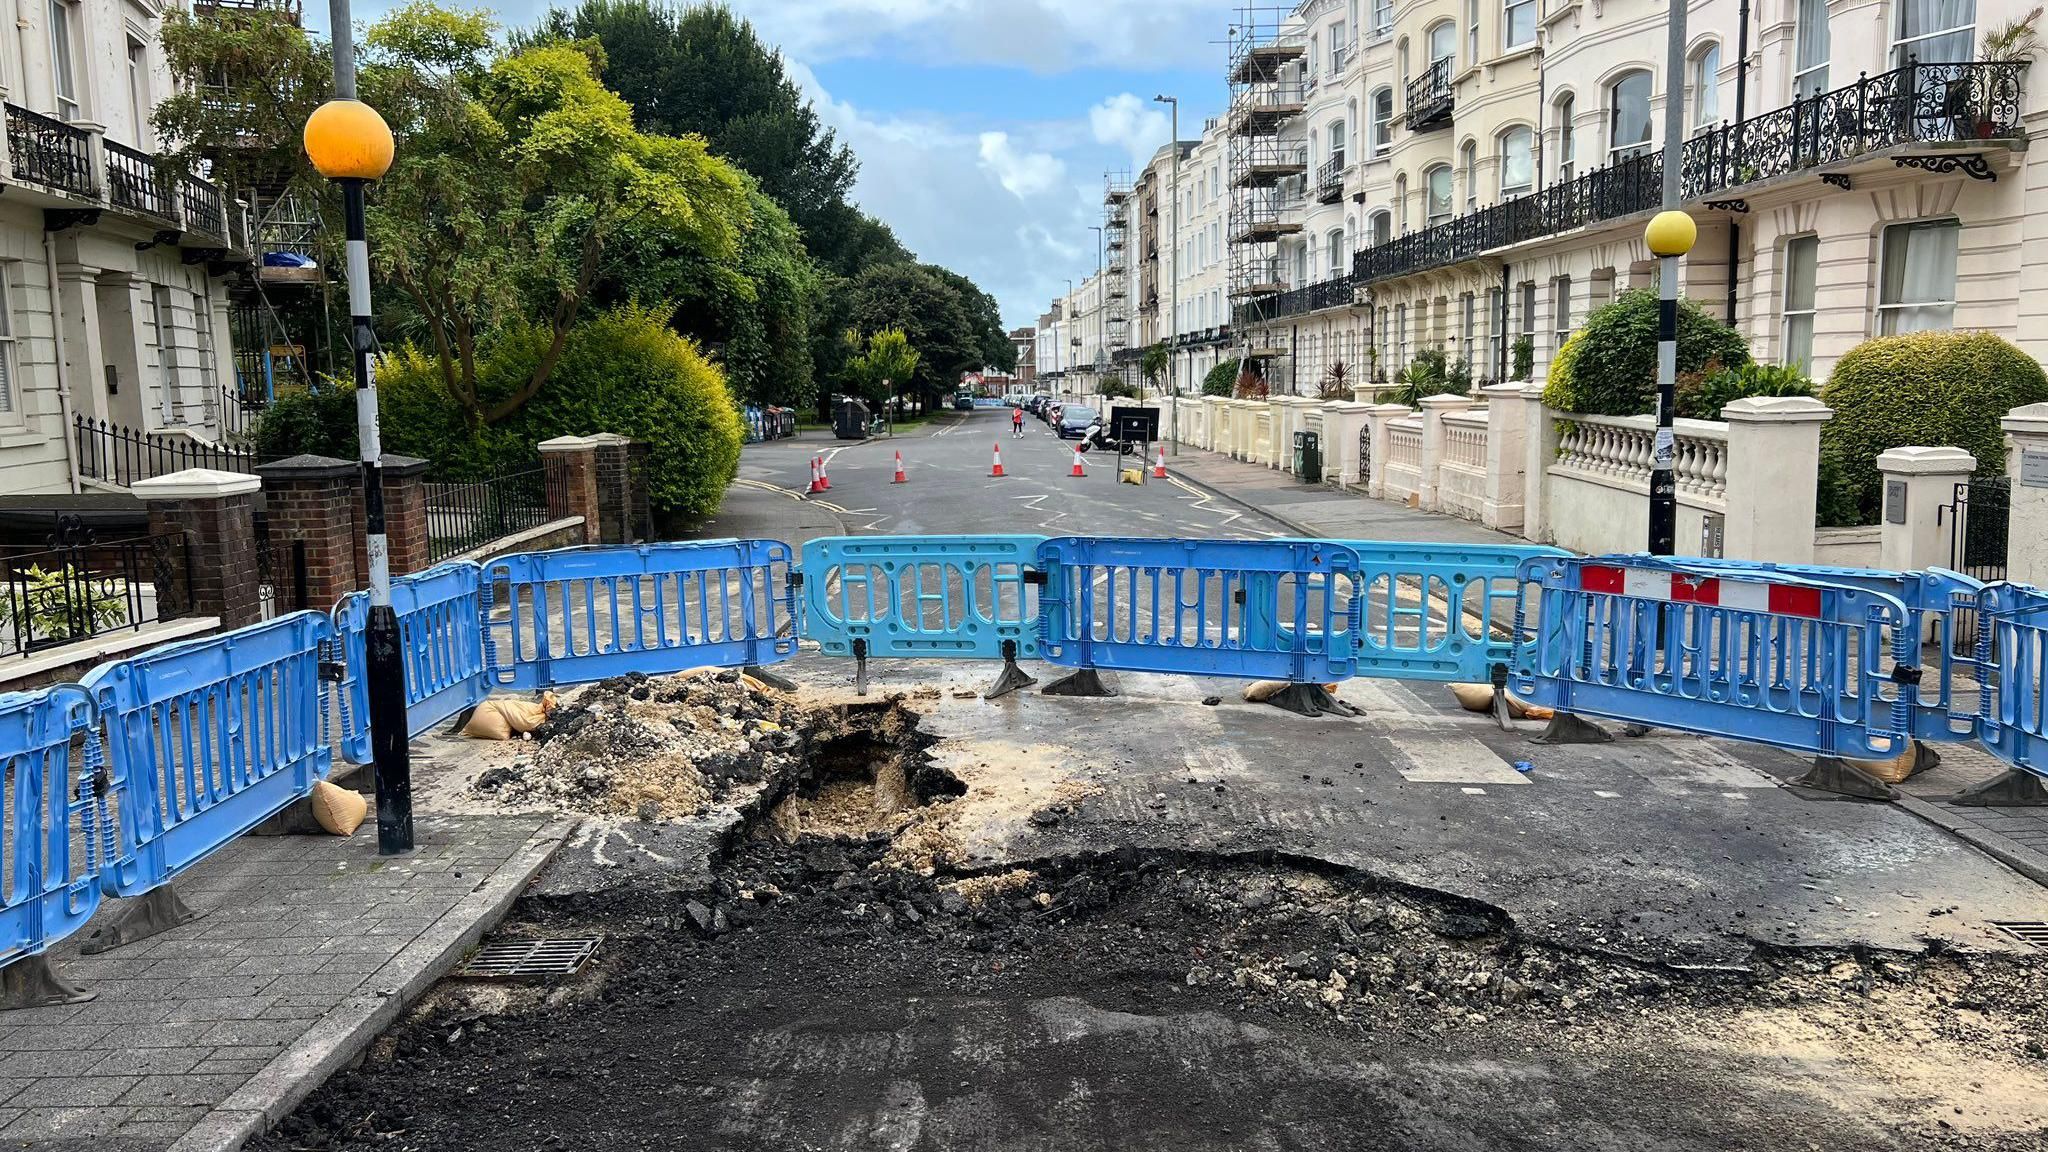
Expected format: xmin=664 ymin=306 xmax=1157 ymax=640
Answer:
xmin=74 ymin=416 xmax=256 ymax=488
xmin=6 ymin=104 xmax=99 ymax=199
xmin=0 ymin=521 xmax=188 ymax=657
xmin=426 ymin=467 xmax=561 ymax=563
xmin=1406 ymin=57 xmax=1455 ymax=130
xmin=105 ymin=141 xmax=174 ymax=221
xmin=182 ymin=174 xmax=227 ymax=238
xmin=1316 ymin=155 xmax=1346 ymax=204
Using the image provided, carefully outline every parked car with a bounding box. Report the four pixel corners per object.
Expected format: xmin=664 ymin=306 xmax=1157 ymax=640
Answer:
xmin=1057 ymin=405 xmax=1097 ymax=439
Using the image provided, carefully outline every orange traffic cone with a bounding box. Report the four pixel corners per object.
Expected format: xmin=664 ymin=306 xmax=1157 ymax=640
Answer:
xmin=818 ymin=455 xmax=831 ymax=491
xmin=892 ymin=450 xmax=907 ymax=484
xmin=990 ymin=443 xmax=1006 ymax=478
xmin=1152 ymin=444 xmax=1168 ymax=479
xmin=806 ymin=456 xmax=824 ymax=495
xmin=1069 ymin=444 xmax=1087 ymax=478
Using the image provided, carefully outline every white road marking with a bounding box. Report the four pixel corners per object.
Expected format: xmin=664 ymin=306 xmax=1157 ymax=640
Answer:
xmin=1595 ymin=790 xmax=1622 ymax=798
xmin=1391 ymin=734 xmax=1531 ymax=785
xmin=1461 ymin=787 xmax=1487 ymax=796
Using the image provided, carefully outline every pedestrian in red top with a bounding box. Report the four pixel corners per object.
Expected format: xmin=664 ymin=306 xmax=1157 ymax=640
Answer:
xmin=1011 ymin=405 xmax=1025 ymax=438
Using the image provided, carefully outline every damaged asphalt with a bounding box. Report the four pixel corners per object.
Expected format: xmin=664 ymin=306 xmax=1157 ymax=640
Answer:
xmin=250 ymin=656 xmax=2048 ymax=1151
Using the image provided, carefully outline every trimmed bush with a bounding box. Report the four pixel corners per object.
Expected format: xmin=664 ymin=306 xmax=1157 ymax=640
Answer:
xmin=1675 ymin=360 xmax=1815 ymax=421
xmin=253 ymin=384 xmax=362 ymax=461
xmin=1203 ymin=358 xmax=1242 ymax=397
xmin=1819 ymin=331 xmax=2048 ymax=524
xmin=1542 ymin=289 xmax=1751 ymax=415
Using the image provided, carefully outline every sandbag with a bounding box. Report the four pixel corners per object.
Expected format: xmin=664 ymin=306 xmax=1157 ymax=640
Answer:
xmin=1447 ymin=682 xmax=1553 ymax=721
xmin=461 ymin=692 xmax=559 ymax=741
xmin=1245 ymin=681 xmax=1344 ymax=703
xmin=310 ymin=780 xmax=367 ymax=836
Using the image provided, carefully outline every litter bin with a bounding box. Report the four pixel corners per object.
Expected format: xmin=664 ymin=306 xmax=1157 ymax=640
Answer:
xmin=833 ymin=398 xmax=873 ymax=440
xmin=1294 ymin=430 xmax=1322 ymax=483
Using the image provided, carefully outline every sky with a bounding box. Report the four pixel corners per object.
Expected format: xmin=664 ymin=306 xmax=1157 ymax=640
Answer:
xmin=331 ymin=0 xmax=1245 ymax=330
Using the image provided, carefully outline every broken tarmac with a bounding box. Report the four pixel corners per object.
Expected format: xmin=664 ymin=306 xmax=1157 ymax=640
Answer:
xmin=253 ymin=655 xmax=2048 ymax=1151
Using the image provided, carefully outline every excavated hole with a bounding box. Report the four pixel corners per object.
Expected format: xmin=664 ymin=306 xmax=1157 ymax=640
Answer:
xmin=766 ymin=701 xmax=961 ymax=842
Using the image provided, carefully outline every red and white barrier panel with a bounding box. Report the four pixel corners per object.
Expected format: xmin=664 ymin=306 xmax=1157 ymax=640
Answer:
xmin=1576 ymin=564 xmax=1823 ymax=619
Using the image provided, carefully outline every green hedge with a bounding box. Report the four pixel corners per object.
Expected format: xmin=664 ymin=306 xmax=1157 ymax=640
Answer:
xmin=1674 ymin=361 xmax=1815 ymax=421
xmin=1202 ymin=358 xmax=1242 ymax=397
xmin=1819 ymin=331 xmax=2048 ymax=525
xmin=1542 ymin=289 xmax=1750 ymax=415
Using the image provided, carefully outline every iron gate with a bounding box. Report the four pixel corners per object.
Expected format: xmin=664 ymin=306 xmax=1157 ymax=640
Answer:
xmin=1947 ymin=476 xmax=2011 ymax=655
xmin=1357 ymin=423 xmax=1371 ymax=485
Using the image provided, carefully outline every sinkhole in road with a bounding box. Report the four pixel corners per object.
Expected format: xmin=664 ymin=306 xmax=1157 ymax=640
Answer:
xmin=765 ymin=699 xmax=962 ymax=842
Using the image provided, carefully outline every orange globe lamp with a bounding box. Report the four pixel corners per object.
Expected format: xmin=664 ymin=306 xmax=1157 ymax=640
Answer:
xmin=302 ymin=99 xmax=394 ymax=181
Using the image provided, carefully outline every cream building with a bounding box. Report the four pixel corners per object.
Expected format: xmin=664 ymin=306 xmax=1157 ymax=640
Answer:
xmin=1214 ymin=0 xmax=2043 ymax=394
xmin=0 ymin=0 xmax=252 ymax=495
xmin=1161 ymin=118 xmax=1235 ymax=396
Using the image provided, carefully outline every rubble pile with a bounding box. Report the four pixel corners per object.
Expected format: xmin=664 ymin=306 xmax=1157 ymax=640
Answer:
xmin=469 ymin=671 xmax=809 ymax=821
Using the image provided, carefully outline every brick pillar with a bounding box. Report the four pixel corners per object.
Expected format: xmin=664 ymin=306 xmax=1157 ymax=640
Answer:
xmin=590 ymin=433 xmax=631 ymax=545
xmin=377 ymin=455 xmax=432 ymax=576
xmin=133 ymin=468 xmax=262 ymax=629
xmin=254 ymin=455 xmax=360 ymax=608
xmin=539 ymin=436 xmax=600 ymax=545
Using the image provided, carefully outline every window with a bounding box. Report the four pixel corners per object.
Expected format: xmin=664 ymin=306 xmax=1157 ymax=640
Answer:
xmin=1329 ymin=119 xmax=1347 ymax=165
xmin=1468 ymin=0 xmax=1479 ymax=62
xmin=1556 ymin=93 xmax=1577 ymax=181
xmin=1460 ymin=292 xmax=1475 ymax=361
xmin=1794 ymin=0 xmax=1830 ymax=96
xmin=1498 ymin=126 xmax=1534 ymax=195
xmin=1395 ymin=173 xmax=1408 ymax=232
xmin=1608 ymin=70 xmax=1653 ymax=161
xmin=1372 ymin=0 xmax=1393 ymax=34
xmin=0 ymin=267 xmax=16 ymax=416
xmin=1297 ymin=240 xmax=1310 ymax=285
xmin=1460 ymin=140 xmax=1477 ymax=211
xmin=1395 ymin=302 xmax=1408 ymax=368
xmin=1429 ymin=20 xmax=1456 ymax=69
xmin=1552 ymin=275 xmax=1572 ymax=350
xmin=1329 ymin=21 xmax=1347 ymax=73
xmin=50 ymin=0 xmax=80 ymax=121
xmin=1504 ymin=0 xmax=1536 ymax=49
xmin=194 ymin=288 xmax=218 ymax=396
xmin=1894 ymin=0 xmax=1973 ymax=66
xmin=1878 ymin=219 xmax=1959 ymax=334
xmin=1487 ymin=286 xmax=1504 ymax=375
xmin=1425 ymin=165 xmax=1453 ymax=224
xmin=127 ymin=37 xmax=150 ymax=145
xmin=1377 ymin=307 xmax=1391 ymax=365
xmin=1370 ymin=88 xmax=1394 ymax=155
xmin=1328 ymin=228 xmax=1346 ymax=277
xmin=1518 ymin=281 xmax=1537 ymax=342
xmin=1369 ymin=209 xmax=1391 ymax=246
xmin=1781 ymin=235 xmax=1818 ymax=368
xmin=150 ymin=286 xmax=177 ymax=424
xmin=1691 ymin=44 xmax=1721 ymax=131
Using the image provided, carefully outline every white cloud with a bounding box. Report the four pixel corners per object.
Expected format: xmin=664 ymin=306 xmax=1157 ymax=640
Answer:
xmin=977 ymin=132 xmax=1067 ymax=198
xmin=727 ymin=0 xmax=1230 ymax=73
xmin=1087 ymin=93 xmax=1172 ymax=170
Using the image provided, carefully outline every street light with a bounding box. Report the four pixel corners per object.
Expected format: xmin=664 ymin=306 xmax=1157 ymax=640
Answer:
xmin=1154 ymin=93 xmax=1180 ymax=455
xmin=1646 ymin=0 xmax=1693 ymax=557
xmin=304 ymin=4 xmax=409 ymax=855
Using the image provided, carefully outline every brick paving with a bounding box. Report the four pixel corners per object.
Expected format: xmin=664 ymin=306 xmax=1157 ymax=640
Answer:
xmin=0 ymin=811 xmax=565 ymax=1149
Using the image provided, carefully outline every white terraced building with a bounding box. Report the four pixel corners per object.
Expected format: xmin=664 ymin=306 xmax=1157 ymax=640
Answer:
xmin=1112 ymin=0 xmax=2048 ymax=396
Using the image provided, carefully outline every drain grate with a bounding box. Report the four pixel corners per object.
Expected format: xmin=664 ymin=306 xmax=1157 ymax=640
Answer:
xmin=457 ymin=936 xmax=602 ymax=980
xmin=1990 ymin=921 xmax=2048 ymax=948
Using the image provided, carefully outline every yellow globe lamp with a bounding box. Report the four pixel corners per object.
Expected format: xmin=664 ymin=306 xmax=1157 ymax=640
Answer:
xmin=1644 ymin=210 xmax=1697 ymax=259
xmin=303 ymin=99 xmax=394 ymax=181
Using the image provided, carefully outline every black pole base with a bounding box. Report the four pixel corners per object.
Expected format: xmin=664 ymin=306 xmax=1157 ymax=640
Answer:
xmin=1532 ymin=712 xmax=1613 ymax=745
xmin=743 ymin=665 xmax=799 ymax=692
xmin=1 ymin=956 xmax=93 ymax=1010
xmin=1949 ymin=765 xmax=2048 ymax=807
xmin=1261 ymin=684 xmax=1364 ymax=718
xmin=1043 ymin=669 xmax=1117 ymax=698
xmin=365 ymin=602 xmax=415 ymax=856
xmin=79 ymin=885 xmax=200 ymax=955
xmin=984 ymin=659 xmax=1038 ymax=700
xmin=1489 ymin=688 xmax=1516 ymax=731
xmin=1796 ymin=757 xmax=1900 ymax=801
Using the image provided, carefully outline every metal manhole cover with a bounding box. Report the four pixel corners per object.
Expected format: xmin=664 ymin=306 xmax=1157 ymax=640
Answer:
xmin=458 ymin=936 xmax=602 ymax=980
xmin=1990 ymin=921 xmax=2048 ymax=948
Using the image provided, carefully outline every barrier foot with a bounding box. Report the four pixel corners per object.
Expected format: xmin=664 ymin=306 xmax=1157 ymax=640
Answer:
xmin=1043 ymin=669 xmax=1117 ymax=698
xmin=853 ymin=639 xmax=869 ymax=698
xmin=79 ymin=886 xmax=200 ymax=955
xmin=0 ymin=956 xmax=93 ymax=1010
xmin=1531 ymin=712 xmax=1613 ymax=745
xmin=1948 ymin=765 xmax=2048 ymax=807
xmin=1795 ymin=757 xmax=1899 ymax=801
xmin=744 ymin=665 xmax=799 ymax=693
xmin=985 ymin=659 xmax=1038 ymax=701
xmin=1264 ymin=684 xmax=1364 ymax=718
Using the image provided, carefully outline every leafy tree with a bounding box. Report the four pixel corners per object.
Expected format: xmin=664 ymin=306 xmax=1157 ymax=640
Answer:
xmin=841 ymin=328 xmax=919 ymax=403
xmin=1141 ymin=343 xmax=1169 ymax=392
xmin=845 ymin=263 xmax=987 ymax=406
xmin=360 ymin=4 xmax=748 ymax=428
xmin=154 ymin=5 xmax=331 ymax=194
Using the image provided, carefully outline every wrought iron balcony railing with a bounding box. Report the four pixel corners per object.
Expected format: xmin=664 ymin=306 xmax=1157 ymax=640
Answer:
xmin=182 ymin=174 xmax=227 ymax=238
xmin=1406 ymin=57 xmax=1455 ymax=131
xmin=106 ymin=141 xmax=174 ymax=221
xmin=1316 ymin=156 xmax=1346 ymax=204
xmin=7 ymin=105 xmax=99 ymax=200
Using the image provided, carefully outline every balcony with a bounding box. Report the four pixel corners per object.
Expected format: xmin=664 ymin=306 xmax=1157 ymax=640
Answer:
xmin=181 ymin=173 xmax=229 ymax=242
xmin=7 ymin=105 xmax=99 ymax=201
xmin=194 ymin=0 xmax=302 ymax=23
xmin=105 ymin=141 xmax=176 ymax=222
xmin=1354 ymin=60 xmax=2028 ymax=290
xmin=1316 ymin=156 xmax=1346 ymax=205
xmin=1406 ymin=57 xmax=1455 ymax=132
xmin=1236 ymin=275 xmax=1356 ymax=328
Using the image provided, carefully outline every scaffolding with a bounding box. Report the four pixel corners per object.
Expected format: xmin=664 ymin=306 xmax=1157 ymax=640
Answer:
xmin=1227 ymin=5 xmax=1307 ymax=323
xmin=1103 ymin=173 xmax=1133 ymax=389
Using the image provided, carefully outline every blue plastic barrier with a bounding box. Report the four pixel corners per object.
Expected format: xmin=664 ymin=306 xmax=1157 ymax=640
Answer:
xmin=1975 ymin=582 xmax=2048 ymax=779
xmin=1326 ymin=541 xmax=1567 ymax=683
xmin=0 ymin=686 xmax=105 ymax=967
xmin=1035 ymin=537 xmax=1363 ymax=681
xmin=799 ymin=535 xmax=1045 ymax=661
xmin=333 ymin=561 xmax=494 ymax=763
xmin=1513 ymin=554 xmax=1924 ymax=759
xmin=87 ymin=612 xmax=334 ymax=895
xmin=483 ymin=540 xmax=797 ymax=690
